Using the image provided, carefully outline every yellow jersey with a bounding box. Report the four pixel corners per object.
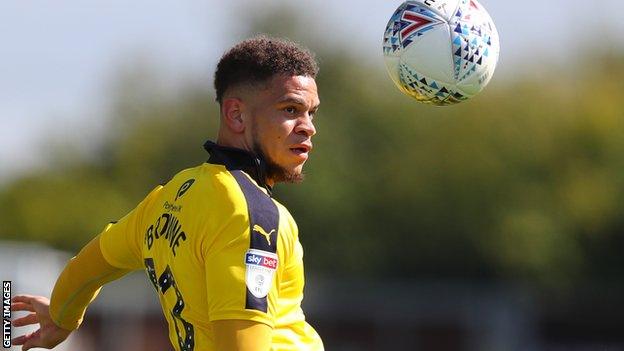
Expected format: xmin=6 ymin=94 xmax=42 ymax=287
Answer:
xmin=99 ymin=141 xmax=323 ymax=351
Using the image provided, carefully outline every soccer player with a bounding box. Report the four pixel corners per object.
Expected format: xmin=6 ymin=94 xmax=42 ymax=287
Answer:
xmin=11 ymin=36 xmax=324 ymax=351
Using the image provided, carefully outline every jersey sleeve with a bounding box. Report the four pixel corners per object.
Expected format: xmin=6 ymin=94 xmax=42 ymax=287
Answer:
xmin=50 ymin=235 xmax=129 ymax=330
xmin=99 ymin=186 xmax=162 ymax=270
xmin=203 ymin=210 xmax=279 ymax=328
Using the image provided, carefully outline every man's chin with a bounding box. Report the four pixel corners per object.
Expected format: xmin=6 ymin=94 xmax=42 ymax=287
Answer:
xmin=267 ymin=164 xmax=305 ymax=184
xmin=283 ymin=172 xmax=305 ymax=184
xmin=272 ymin=168 xmax=305 ymax=184
xmin=251 ymin=140 xmax=306 ymax=184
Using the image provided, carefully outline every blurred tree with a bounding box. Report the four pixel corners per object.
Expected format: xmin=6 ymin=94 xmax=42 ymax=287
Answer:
xmin=1 ymin=7 xmax=623 ymax=293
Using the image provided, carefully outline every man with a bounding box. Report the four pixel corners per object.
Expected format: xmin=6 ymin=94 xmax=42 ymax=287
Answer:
xmin=11 ymin=35 xmax=323 ymax=351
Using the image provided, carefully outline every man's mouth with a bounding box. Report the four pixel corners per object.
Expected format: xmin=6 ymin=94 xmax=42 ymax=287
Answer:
xmin=290 ymin=144 xmax=312 ymax=157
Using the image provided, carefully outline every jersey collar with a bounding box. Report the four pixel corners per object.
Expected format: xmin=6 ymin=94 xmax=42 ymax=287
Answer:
xmin=204 ymin=140 xmax=272 ymax=195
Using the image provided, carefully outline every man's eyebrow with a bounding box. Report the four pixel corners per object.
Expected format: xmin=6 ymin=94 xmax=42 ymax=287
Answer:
xmin=277 ymin=96 xmax=321 ymax=110
xmin=277 ymin=96 xmax=307 ymax=105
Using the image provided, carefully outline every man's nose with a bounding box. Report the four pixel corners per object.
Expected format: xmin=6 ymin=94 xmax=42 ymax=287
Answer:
xmin=296 ymin=115 xmax=316 ymax=137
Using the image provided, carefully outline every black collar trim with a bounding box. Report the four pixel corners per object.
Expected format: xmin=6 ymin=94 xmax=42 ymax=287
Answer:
xmin=203 ymin=140 xmax=272 ymax=195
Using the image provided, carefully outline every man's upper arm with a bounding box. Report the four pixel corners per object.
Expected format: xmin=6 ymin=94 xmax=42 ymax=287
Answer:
xmin=212 ymin=320 xmax=272 ymax=351
xmin=204 ymin=171 xmax=283 ymax=328
xmin=203 ymin=211 xmax=279 ymax=328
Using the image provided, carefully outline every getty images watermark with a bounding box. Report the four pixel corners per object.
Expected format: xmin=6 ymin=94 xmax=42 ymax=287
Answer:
xmin=2 ymin=281 xmax=10 ymax=348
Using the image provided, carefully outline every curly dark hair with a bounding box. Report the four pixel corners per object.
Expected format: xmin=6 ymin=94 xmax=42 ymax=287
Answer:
xmin=214 ymin=35 xmax=319 ymax=103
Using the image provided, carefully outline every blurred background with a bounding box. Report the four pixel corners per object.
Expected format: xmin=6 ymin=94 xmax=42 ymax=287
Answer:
xmin=2 ymin=0 xmax=624 ymax=350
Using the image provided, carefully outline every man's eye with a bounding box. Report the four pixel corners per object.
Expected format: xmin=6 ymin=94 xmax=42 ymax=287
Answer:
xmin=285 ymin=107 xmax=297 ymax=114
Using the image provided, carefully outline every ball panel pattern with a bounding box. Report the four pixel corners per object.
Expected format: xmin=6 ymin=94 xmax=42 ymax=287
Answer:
xmin=383 ymin=2 xmax=446 ymax=56
xmin=399 ymin=62 xmax=469 ymax=105
xmin=450 ymin=0 xmax=499 ymax=87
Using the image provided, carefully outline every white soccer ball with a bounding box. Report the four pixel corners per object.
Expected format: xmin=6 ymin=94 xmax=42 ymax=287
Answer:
xmin=383 ymin=0 xmax=500 ymax=105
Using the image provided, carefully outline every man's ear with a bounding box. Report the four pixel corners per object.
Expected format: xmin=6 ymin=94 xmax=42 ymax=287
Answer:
xmin=221 ymin=97 xmax=246 ymax=133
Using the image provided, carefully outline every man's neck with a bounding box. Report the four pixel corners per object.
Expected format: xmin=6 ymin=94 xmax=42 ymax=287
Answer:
xmin=208 ymin=138 xmax=276 ymax=188
xmin=216 ymin=133 xmax=252 ymax=153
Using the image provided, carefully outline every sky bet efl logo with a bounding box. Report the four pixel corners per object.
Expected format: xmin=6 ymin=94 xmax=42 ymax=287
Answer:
xmin=245 ymin=250 xmax=277 ymax=299
xmin=245 ymin=251 xmax=277 ymax=269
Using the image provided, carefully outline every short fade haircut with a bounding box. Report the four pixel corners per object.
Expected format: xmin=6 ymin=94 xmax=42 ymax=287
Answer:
xmin=214 ymin=35 xmax=319 ymax=104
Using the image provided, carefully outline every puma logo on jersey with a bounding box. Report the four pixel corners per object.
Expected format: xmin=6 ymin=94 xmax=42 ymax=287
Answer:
xmin=253 ymin=225 xmax=275 ymax=246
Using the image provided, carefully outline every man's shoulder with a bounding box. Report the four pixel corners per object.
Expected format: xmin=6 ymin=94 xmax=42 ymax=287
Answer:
xmin=165 ymin=162 xmax=240 ymax=194
xmin=161 ymin=164 xmax=296 ymax=225
xmin=271 ymin=198 xmax=295 ymax=221
xmin=151 ymin=163 xmax=248 ymax=211
xmin=270 ymin=198 xmax=298 ymax=237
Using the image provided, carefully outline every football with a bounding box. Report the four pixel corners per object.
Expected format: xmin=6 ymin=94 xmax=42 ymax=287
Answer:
xmin=383 ymin=0 xmax=500 ymax=105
